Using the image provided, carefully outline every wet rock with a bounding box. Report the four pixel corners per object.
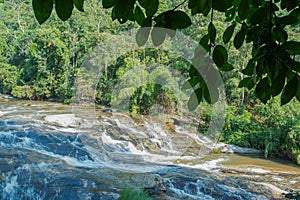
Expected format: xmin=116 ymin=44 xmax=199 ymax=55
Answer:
xmin=44 ymin=114 xmax=83 ymax=128
xmin=210 ymin=142 xmax=264 ymax=154
xmin=131 ymin=174 xmax=167 ymax=195
xmin=144 ymin=177 xmax=167 ymax=196
xmin=101 ymin=109 xmax=113 ymax=113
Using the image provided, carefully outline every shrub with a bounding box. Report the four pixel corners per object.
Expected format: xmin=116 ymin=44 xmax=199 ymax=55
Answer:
xmin=219 ymin=98 xmax=300 ymax=164
xmin=11 ymin=85 xmax=34 ymax=99
xmin=120 ymin=186 xmax=152 ymax=200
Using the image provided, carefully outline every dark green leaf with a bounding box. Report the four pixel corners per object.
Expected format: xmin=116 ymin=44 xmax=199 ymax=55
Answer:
xmin=114 ymin=0 xmax=135 ymax=23
xmin=288 ymin=60 xmax=300 ymax=73
xmin=103 ymin=0 xmax=118 ymax=8
xmin=190 ymin=0 xmax=209 ymax=15
xmin=250 ymin=7 xmax=269 ymax=26
xmin=272 ymin=27 xmax=288 ymax=43
xmin=195 ymin=87 xmax=203 ymax=102
xmin=281 ymin=0 xmax=297 ymax=11
xmin=203 ymin=84 xmax=211 ymax=104
xmin=255 ymin=77 xmax=271 ymax=103
xmin=276 ymin=48 xmax=291 ymax=62
xmin=290 ymin=8 xmax=300 ymax=20
xmin=213 ymin=45 xmax=228 ymax=67
xmin=201 ymin=6 xmax=211 ymax=16
xmin=32 ymin=0 xmax=53 ymax=24
xmin=282 ymin=41 xmax=300 ymax=55
xmin=208 ymin=22 xmax=216 ymax=44
xmin=134 ymin=5 xmax=145 ymax=26
xmin=242 ymin=61 xmax=255 ymax=76
xmin=296 ymin=77 xmax=300 ymax=101
xmin=73 ymin=0 xmax=84 ymax=11
xmin=223 ymin=24 xmax=236 ymax=44
xmin=189 ymin=66 xmax=197 ymax=77
xmin=213 ymin=0 xmax=232 ymax=12
xmin=278 ymin=15 xmax=298 ymax=25
xmin=188 ymin=0 xmax=198 ymax=9
xmin=139 ymin=0 xmax=158 ymax=17
xmin=239 ymin=77 xmax=255 ymax=90
xmin=218 ymin=63 xmax=234 ymax=71
xmin=203 ymin=83 xmax=219 ymax=104
xmin=225 ymin=7 xmax=236 ymax=21
xmin=238 ymin=0 xmax=250 ymax=20
xmin=166 ymin=11 xmax=192 ymax=29
xmin=281 ymin=75 xmax=298 ymax=105
xmin=200 ymin=34 xmax=210 ymax=52
xmin=189 ymin=77 xmax=201 ymax=87
xmin=55 ymin=0 xmax=73 ymax=21
xmin=234 ymin=30 xmax=245 ymax=49
xmin=271 ymin=70 xmax=286 ymax=96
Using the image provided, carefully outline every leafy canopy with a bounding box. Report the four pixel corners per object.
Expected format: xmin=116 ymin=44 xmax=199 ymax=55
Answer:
xmin=31 ymin=0 xmax=300 ymax=106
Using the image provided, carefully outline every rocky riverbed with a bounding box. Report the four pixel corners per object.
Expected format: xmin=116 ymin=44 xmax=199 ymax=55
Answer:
xmin=0 ymin=99 xmax=299 ymax=199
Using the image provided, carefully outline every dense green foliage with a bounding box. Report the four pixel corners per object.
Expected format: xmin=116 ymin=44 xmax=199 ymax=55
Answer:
xmin=129 ymin=83 xmax=177 ymax=115
xmin=31 ymin=0 xmax=300 ymax=106
xmin=220 ymin=98 xmax=300 ymax=164
xmin=0 ymin=0 xmax=299 ymax=164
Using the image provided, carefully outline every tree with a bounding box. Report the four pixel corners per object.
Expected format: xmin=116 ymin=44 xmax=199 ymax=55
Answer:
xmin=29 ymin=0 xmax=300 ymax=106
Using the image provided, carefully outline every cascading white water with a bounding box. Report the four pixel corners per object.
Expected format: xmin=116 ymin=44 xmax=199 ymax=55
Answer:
xmin=0 ymin=99 xmax=298 ymax=200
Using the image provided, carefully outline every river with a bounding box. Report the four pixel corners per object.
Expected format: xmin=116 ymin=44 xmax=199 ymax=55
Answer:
xmin=0 ymin=98 xmax=299 ymax=199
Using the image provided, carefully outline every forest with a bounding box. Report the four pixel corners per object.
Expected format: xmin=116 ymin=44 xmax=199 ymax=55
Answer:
xmin=0 ymin=0 xmax=299 ymax=165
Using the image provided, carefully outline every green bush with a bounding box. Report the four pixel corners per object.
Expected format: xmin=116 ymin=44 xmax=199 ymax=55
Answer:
xmin=129 ymin=83 xmax=177 ymax=115
xmin=219 ymin=98 xmax=300 ymax=164
xmin=120 ymin=186 xmax=152 ymax=200
xmin=0 ymin=63 xmax=19 ymax=94
xmin=11 ymin=85 xmax=34 ymax=99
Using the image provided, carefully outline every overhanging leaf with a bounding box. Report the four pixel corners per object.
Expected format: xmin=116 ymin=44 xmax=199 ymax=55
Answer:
xmin=213 ymin=45 xmax=228 ymax=67
xmin=272 ymin=27 xmax=288 ymax=43
xmin=102 ymin=0 xmax=118 ymax=8
xmin=208 ymin=22 xmax=216 ymax=45
xmin=200 ymin=34 xmax=210 ymax=52
xmin=255 ymin=77 xmax=271 ymax=103
xmin=55 ymin=0 xmax=74 ymax=21
xmin=271 ymin=71 xmax=286 ymax=96
xmin=218 ymin=63 xmax=234 ymax=71
xmin=296 ymin=77 xmax=300 ymax=102
xmin=213 ymin=0 xmax=232 ymax=12
xmin=234 ymin=30 xmax=246 ymax=49
xmin=278 ymin=15 xmax=298 ymax=25
xmin=114 ymin=0 xmax=135 ymax=23
xmin=203 ymin=83 xmax=219 ymax=104
xmin=139 ymin=0 xmax=158 ymax=17
xmin=32 ymin=0 xmax=53 ymax=24
xmin=238 ymin=0 xmax=250 ymax=20
xmin=134 ymin=5 xmax=145 ymax=26
xmin=166 ymin=11 xmax=192 ymax=29
xmin=223 ymin=24 xmax=236 ymax=44
xmin=239 ymin=77 xmax=255 ymax=90
xmin=250 ymin=7 xmax=269 ymax=26
xmin=281 ymin=75 xmax=298 ymax=105
xmin=73 ymin=0 xmax=84 ymax=11
xmin=282 ymin=41 xmax=300 ymax=55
